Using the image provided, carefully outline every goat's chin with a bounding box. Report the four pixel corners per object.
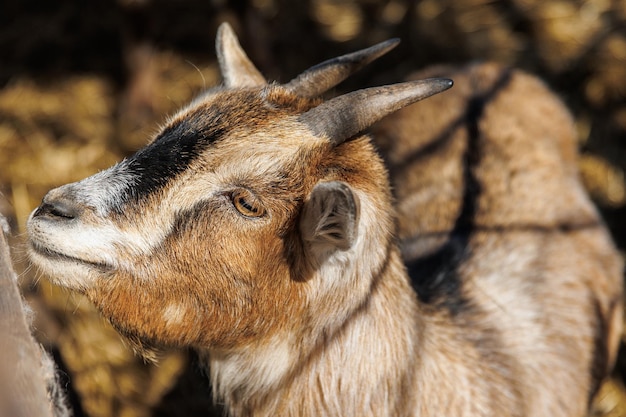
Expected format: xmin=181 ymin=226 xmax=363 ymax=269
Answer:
xmin=27 ymin=242 xmax=108 ymax=291
xmin=114 ymin=329 xmax=166 ymax=364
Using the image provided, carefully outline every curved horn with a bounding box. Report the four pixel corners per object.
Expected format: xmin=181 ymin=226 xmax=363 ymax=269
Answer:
xmin=283 ymin=39 xmax=400 ymax=98
xmin=216 ymin=22 xmax=266 ymax=88
xmin=299 ymin=78 xmax=453 ymax=146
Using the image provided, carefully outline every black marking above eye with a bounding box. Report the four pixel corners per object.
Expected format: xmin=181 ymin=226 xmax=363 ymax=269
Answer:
xmin=118 ymin=112 xmax=226 ymax=208
xmin=231 ymin=189 xmax=266 ymax=218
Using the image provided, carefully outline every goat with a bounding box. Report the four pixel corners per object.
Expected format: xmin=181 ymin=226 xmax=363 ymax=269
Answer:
xmin=27 ymin=22 xmax=623 ymax=417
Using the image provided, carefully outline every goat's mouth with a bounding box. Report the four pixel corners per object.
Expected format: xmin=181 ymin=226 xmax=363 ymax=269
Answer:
xmin=29 ymin=241 xmax=113 ymax=272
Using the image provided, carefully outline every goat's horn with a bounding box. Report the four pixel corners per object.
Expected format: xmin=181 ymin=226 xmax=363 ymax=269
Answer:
xmin=299 ymin=78 xmax=453 ymax=146
xmin=216 ymin=22 xmax=266 ymax=88
xmin=284 ymin=39 xmax=400 ymax=98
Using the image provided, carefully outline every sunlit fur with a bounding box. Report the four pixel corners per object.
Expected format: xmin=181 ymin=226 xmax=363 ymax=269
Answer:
xmin=27 ymin=45 xmax=622 ymax=417
xmin=373 ymin=62 xmax=623 ymax=416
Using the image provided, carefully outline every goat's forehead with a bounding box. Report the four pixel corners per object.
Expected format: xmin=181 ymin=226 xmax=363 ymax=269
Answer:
xmin=136 ymin=91 xmax=321 ymax=181
xmin=149 ymin=87 xmax=322 ymax=170
xmin=73 ymin=88 xmax=322 ymax=215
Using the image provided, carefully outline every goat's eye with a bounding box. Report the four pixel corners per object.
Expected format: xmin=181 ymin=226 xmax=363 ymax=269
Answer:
xmin=231 ymin=189 xmax=265 ymax=218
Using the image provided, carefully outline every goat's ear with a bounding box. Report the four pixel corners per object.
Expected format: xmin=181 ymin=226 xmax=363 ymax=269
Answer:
xmin=301 ymin=181 xmax=360 ymax=253
xmin=215 ymin=22 xmax=266 ymax=88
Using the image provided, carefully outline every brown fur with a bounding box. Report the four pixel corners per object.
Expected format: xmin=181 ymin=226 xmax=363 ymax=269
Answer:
xmin=27 ymin=54 xmax=622 ymax=417
xmin=373 ymin=62 xmax=624 ymax=415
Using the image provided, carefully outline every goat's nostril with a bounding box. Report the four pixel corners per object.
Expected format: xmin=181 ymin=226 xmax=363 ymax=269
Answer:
xmin=33 ymin=200 xmax=79 ymax=220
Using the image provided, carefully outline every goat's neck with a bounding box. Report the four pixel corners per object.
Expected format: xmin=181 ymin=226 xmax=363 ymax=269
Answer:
xmin=202 ymin=248 xmax=422 ymax=417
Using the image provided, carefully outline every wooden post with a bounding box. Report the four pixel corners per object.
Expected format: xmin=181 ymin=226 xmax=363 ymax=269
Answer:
xmin=0 ymin=216 xmax=56 ymax=417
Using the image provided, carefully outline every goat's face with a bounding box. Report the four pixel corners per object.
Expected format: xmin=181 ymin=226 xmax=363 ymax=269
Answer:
xmin=27 ymin=23 xmax=452 ymax=354
xmin=29 ymin=87 xmax=327 ymax=350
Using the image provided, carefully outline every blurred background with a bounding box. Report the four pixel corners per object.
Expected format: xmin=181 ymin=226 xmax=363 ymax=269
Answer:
xmin=1 ymin=0 xmax=626 ymax=416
